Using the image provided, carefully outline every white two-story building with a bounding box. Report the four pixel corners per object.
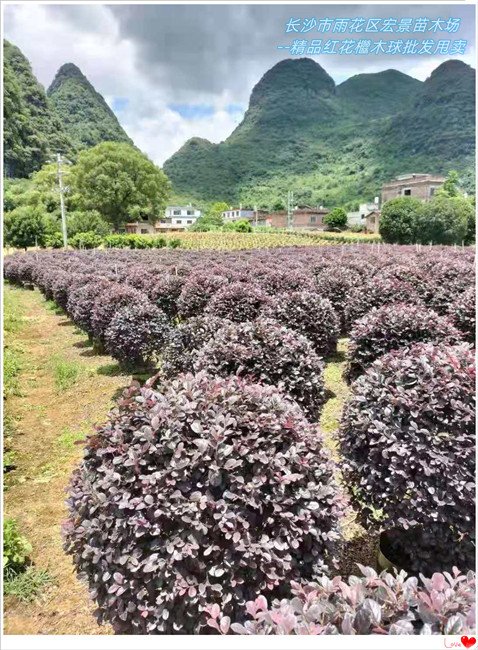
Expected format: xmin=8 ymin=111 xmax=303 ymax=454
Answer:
xmin=125 ymin=204 xmax=202 ymax=234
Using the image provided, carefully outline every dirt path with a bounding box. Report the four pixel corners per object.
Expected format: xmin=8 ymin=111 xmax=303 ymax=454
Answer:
xmin=3 ymin=286 xmax=132 ymax=635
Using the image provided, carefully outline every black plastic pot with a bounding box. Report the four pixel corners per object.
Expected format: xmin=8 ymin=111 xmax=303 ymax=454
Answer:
xmin=377 ymin=529 xmax=399 ymax=572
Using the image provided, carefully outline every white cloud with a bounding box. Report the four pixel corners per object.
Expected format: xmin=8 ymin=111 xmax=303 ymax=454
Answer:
xmin=4 ymin=3 xmax=475 ymax=165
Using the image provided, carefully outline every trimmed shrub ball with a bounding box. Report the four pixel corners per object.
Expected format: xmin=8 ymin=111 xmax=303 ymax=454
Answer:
xmin=344 ymin=276 xmax=420 ymax=331
xmin=160 ymin=315 xmax=230 ymax=378
xmin=194 ymin=318 xmax=326 ymax=420
xmin=263 ymin=291 xmax=339 ymax=355
xmin=67 ymin=279 xmax=114 ymax=337
xmin=104 ymin=302 xmax=171 ymax=367
xmin=313 ymin=266 xmax=357 ymax=332
xmin=208 ymin=566 xmax=476 ymax=636
xmin=177 ymin=273 xmax=229 ymax=318
xmin=50 ymin=271 xmax=88 ymax=312
xmin=148 ymin=274 xmax=186 ymax=318
xmin=340 ymin=343 xmax=475 ymax=540
xmin=63 ymin=372 xmax=345 ymax=634
xmin=205 ymin=282 xmax=273 ymax=322
xmin=91 ymin=284 xmax=151 ymax=346
xmin=346 ymin=303 xmax=463 ymax=381
xmin=450 ymin=287 xmax=475 ymax=344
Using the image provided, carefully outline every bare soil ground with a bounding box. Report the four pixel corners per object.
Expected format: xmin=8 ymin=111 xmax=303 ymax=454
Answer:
xmin=3 ymin=285 xmax=377 ymax=635
xmin=3 ymin=285 xmax=132 ymax=634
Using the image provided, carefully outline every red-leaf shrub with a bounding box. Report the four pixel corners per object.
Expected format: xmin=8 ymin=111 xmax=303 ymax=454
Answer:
xmin=194 ymin=318 xmax=326 ymax=420
xmin=91 ymin=284 xmax=151 ymax=345
xmin=161 ymin=315 xmax=230 ymax=377
xmin=450 ymin=287 xmax=475 ymax=344
xmin=66 ymin=279 xmax=114 ymax=337
xmin=207 ymin=566 xmax=476 ymax=635
xmin=148 ymin=274 xmax=186 ymax=318
xmin=63 ymin=372 xmax=345 ymax=634
xmin=340 ymin=343 xmax=475 ymax=558
xmin=314 ymin=266 xmax=356 ymax=332
xmin=205 ymin=282 xmax=273 ymax=322
xmin=104 ymin=302 xmax=171 ymax=367
xmin=177 ymin=273 xmax=229 ymax=318
xmin=263 ymin=291 xmax=339 ymax=355
xmin=344 ymin=276 xmax=420 ymax=331
xmin=346 ymin=303 xmax=463 ymax=381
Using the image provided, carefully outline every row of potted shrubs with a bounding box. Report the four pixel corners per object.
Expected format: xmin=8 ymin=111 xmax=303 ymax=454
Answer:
xmin=3 ymin=245 xmax=475 ymax=635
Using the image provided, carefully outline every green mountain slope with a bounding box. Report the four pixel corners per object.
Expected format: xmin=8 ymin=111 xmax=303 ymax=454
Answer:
xmin=3 ymin=40 xmax=74 ymax=178
xmin=336 ymin=69 xmax=422 ymax=120
xmin=47 ymin=63 xmax=133 ymax=150
xmin=378 ymin=60 xmax=475 ymax=178
xmin=164 ymin=57 xmax=475 ymax=208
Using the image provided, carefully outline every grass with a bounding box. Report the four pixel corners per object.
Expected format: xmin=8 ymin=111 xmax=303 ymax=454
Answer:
xmin=51 ymin=356 xmax=81 ymax=392
xmin=320 ymin=338 xmax=350 ymax=458
xmin=4 ymin=568 xmax=54 ymax=603
xmin=4 ymin=345 xmax=23 ymax=396
xmin=4 ymin=289 xmax=25 ymax=333
xmin=57 ymin=427 xmax=88 ymax=450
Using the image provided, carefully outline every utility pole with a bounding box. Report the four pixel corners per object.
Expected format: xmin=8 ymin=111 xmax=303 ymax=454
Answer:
xmin=57 ymin=152 xmax=68 ymax=248
xmin=287 ymin=191 xmax=294 ymax=230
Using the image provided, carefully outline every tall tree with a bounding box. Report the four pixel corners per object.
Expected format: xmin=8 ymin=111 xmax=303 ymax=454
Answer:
xmin=71 ymin=142 xmax=171 ymax=231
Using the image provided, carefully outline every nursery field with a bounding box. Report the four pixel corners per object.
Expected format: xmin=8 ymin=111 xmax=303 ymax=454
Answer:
xmin=3 ymin=244 xmax=475 ymax=636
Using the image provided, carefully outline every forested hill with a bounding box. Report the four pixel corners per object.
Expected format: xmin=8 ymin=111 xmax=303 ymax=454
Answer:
xmin=163 ymin=57 xmax=476 ymax=208
xmin=47 ymin=63 xmax=133 ymax=150
xmin=3 ymin=40 xmax=133 ymax=178
xmin=3 ymin=40 xmax=74 ymax=178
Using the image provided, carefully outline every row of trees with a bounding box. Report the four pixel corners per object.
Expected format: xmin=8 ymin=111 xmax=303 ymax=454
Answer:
xmin=4 ymin=142 xmax=170 ymax=248
xmin=380 ymin=173 xmax=475 ymax=245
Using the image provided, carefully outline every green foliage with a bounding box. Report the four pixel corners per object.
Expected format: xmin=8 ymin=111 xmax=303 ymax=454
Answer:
xmin=3 ymin=40 xmax=74 ymax=178
xmin=71 ymin=142 xmax=171 ymax=230
xmin=4 ymin=204 xmax=47 ymax=249
xmin=223 ymin=219 xmax=253 ymax=233
xmin=324 ymin=207 xmax=347 ymax=230
xmin=439 ymin=170 xmax=460 ymax=197
xmin=190 ymin=202 xmax=227 ymax=231
xmin=47 ymin=63 xmax=132 ymax=150
xmin=164 ymin=58 xmax=475 ymax=207
xmin=4 ymin=567 xmax=53 ymax=602
xmin=379 ymin=197 xmax=423 ymax=244
xmin=3 ymin=518 xmax=32 ymax=576
xmin=168 ymin=237 xmax=182 ymax=249
xmin=69 ymin=231 xmax=103 ymax=249
xmin=67 ymin=210 xmax=110 ymax=237
xmin=416 ymin=195 xmax=471 ymax=245
xmin=44 ymin=232 xmax=64 ymax=248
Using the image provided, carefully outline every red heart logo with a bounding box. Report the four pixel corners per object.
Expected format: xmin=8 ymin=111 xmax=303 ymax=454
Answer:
xmin=462 ymin=637 xmax=476 ymax=649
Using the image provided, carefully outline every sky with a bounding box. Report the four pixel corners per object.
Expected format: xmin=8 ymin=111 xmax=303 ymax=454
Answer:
xmin=3 ymin=3 xmax=476 ymax=165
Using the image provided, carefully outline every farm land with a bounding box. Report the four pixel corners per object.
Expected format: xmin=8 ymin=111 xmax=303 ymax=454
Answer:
xmin=3 ymin=241 xmax=475 ymax=636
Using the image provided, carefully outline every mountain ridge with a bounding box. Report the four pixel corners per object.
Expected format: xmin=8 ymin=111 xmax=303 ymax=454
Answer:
xmin=47 ymin=62 xmax=133 ymax=150
xmin=163 ymin=57 xmax=475 ymax=208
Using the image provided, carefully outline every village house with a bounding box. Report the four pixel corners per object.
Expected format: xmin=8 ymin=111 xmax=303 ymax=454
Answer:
xmin=360 ymin=174 xmax=447 ymax=234
xmin=347 ymin=201 xmax=380 ymax=229
xmin=125 ymin=204 xmax=202 ymax=234
xmin=259 ymin=206 xmax=330 ymax=230
xmin=223 ymin=206 xmax=255 ymax=222
xmin=381 ymin=173 xmax=446 ymax=203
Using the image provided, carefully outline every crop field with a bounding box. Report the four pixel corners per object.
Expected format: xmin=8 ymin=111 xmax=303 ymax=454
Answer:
xmin=3 ymin=243 xmax=475 ymax=636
